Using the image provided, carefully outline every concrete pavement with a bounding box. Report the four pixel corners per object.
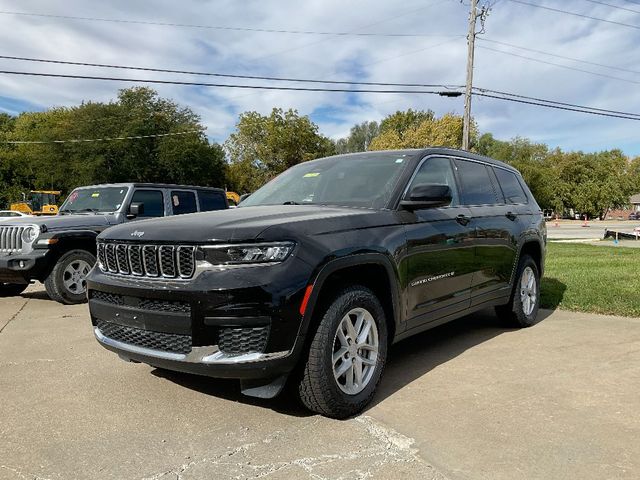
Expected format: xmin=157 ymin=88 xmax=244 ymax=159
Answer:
xmin=1 ymin=285 xmax=638 ymax=480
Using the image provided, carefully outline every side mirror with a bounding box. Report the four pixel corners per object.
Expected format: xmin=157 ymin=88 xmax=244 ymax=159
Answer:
xmin=400 ymin=184 xmax=452 ymax=211
xmin=238 ymin=193 xmax=252 ymax=204
xmin=127 ymin=202 xmax=144 ymax=219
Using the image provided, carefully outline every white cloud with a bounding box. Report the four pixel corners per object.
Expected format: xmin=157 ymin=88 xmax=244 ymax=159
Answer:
xmin=1 ymin=0 xmax=639 ymax=154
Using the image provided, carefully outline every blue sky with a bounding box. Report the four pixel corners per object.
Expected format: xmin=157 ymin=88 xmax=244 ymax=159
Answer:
xmin=1 ymin=0 xmax=640 ymax=155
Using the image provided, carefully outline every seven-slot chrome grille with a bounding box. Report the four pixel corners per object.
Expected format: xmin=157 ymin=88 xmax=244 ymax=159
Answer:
xmin=0 ymin=226 xmax=26 ymax=253
xmin=97 ymin=242 xmax=196 ymax=279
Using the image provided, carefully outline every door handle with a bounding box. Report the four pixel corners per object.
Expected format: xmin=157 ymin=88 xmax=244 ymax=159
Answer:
xmin=506 ymin=211 xmax=518 ymax=221
xmin=456 ymin=214 xmax=471 ymax=226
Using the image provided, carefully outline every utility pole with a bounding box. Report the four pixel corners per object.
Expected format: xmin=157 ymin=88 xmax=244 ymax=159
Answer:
xmin=462 ymin=0 xmax=479 ymax=151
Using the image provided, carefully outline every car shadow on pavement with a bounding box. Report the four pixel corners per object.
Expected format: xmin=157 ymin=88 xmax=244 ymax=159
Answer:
xmin=150 ymin=368 xmax=314 ymax=417
xmin=152 ymin=308 xmax=554 ymax=418
xmin=367 ymin=308 xmax=555 ymax=411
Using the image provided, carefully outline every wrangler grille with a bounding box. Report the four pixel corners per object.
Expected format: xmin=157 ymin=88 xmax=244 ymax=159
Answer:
xmin=97 ymin=242 xmax=196 ymax=279
xmin=0 ymin=226 xmax=26 ymax=253
xmin=96 ymin=319 xmax=192 ymax=354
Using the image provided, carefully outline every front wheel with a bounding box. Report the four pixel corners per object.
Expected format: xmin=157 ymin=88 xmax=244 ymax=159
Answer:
xmin=495 ymin=254 xmax=540 ymax=327
xmin=44 ymin=249 xmax=96 ymax=305
xmin=0 ymin=283 xmax=28 ymax=297
xmin=298 ymin=286 xmax=388 ymax=419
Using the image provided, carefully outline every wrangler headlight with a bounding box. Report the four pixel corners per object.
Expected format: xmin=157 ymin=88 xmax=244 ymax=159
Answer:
xmin=21 ymin=226 xmax=39 ymax=244
xmin=198 ymin=242 xmax=295 ymax=267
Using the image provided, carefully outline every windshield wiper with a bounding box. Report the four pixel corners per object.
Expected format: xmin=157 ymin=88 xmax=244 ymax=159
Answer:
xmin=282 ymin=201 xmax=301 ymax=205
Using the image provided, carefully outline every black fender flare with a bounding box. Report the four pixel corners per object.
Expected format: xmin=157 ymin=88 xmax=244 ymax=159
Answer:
xmin=298 ymin=252 xmax=404 ymax=343
xmin=513 ymin=234 xmax=545 ymax=281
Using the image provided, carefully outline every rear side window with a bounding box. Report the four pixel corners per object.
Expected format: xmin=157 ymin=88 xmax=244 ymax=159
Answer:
xmin=494 ymin=168 xmax=529 ymax=204
xmin=454 ymin=160 xmax=499 ymax=205
xmin=171 ymin=191 xmax=197 ymax=215
xmin=131 ymin=190 xmax=164 ymax=218
xmin=199 ymin=191 xmax=227 ymax=211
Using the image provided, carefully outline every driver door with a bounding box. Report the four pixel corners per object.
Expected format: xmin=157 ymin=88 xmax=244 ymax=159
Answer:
xmin=402 ymin=156 xmax=475 ymax=329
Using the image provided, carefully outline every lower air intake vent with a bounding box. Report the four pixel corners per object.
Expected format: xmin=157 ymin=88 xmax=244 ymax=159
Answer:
xmin=218 ymin=326 xmax=270 ymax=356
xmin=96 ymin=319 xmax=192 ymax=354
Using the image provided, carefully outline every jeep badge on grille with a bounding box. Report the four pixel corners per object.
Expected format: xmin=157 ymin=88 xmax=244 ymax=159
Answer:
xmin=130 ymin=231 xmax=145 ymax=238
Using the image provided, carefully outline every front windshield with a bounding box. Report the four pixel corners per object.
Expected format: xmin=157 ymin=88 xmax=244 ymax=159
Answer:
xmin=240 ymin=152 xmax=412 ymax=209
xmin=60 ymin=187 xmax=129 ymax=213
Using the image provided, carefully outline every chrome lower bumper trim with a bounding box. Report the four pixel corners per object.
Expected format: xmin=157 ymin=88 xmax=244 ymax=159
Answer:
xmin=94 ymin=327 xmax=289 ymax=364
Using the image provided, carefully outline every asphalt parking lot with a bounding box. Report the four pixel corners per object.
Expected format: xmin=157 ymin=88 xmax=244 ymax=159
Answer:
xmin=1 ymin=285 xmax=639 ymax=480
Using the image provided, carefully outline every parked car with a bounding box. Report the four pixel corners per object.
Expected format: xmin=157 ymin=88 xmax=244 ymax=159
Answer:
xmin=629 ymin=212 xmax=639 ymax=221
xmin=0 ymin=183 xmax=228 ymax=304
xmin=0 ymin=210 xmax=31 ymax=221
xmin=87 ymin=149 xmax=546 ymax=418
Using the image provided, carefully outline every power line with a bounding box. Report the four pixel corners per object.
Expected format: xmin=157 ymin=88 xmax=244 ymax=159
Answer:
xmin=2 ymin=68 xmax=639 ymax=121
xmin=0 ymin=54 xmax=464 ymax=89
xmin=0 ymin=69 xmax=459 ymax=95
xmin=478 ymin=45 xmax=640 ymax=85
xmin=474 ymin=87 xmax=640 ymax=118
xmin=1 ymin=130 xmax=200 ymax=144
xmin=582 ymin=0 xmax=640 ymax=14
xmin=474 ymin=91 xmax=640 ymax=121
xmin=478 ymin=38 xmax=640 ymax=75
xmin=507 ymin=0 xmax=640 ymax=30
xmin=0 ymin=9 xmax=462 ymax=37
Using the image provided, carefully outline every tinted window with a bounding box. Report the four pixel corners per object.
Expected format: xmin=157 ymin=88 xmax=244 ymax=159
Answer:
xmin=131 ymin=190 xmax=164 ymax=218
xmin=494 ymin=168 xmax=528 ymax=204
xmin=199 ymin=191 xmax=227 ymax=211
xmin=409 ymin=157 xmax=459 ymax=206
xmin=171 ymin=191 xmax=197 ymax=215
xmin=454 ymin=160 xmax=499 ymax=205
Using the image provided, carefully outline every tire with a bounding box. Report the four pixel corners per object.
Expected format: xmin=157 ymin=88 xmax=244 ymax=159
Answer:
xmin=298 ymin=286 xmax=388 ymax=419
xmin=495 ymin=254 xmax=540 ymax=328
xmin=44 ymin=249 xmax=96 ymax=305
xmin=0 ymin=283 xmax=28 ymax=297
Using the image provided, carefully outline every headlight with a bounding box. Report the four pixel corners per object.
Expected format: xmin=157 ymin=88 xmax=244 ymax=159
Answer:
xmin=21 ymin=226 xmax=39 ymax=244
xmin=199 ymin=242 xmax=295 ymax=267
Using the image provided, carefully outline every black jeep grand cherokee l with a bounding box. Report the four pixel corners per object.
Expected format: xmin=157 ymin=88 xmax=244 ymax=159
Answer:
xmin=87 ymin=148 xmax=546 ymax=418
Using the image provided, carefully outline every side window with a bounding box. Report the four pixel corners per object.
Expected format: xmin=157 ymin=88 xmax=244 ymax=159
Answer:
xmin=494 ymin=168 xmax=529 ymax=204
xmin=171 ymin=191 xmax=197 ymax=215
xmin=408 ymin=157 xmax=459 ymax=207
xmin=454 ymin=160 xmax=499 ymax=206
xmin=199 ymin=191 xmax=227 ymax=211
xmin=131 ymin=189 xmax=164 ymax=218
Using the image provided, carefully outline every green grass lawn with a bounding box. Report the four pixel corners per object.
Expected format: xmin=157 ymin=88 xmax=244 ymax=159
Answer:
xmin=541 ymin=243 xmax=640 ymax=317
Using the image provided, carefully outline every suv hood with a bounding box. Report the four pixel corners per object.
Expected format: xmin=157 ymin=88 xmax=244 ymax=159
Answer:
xmin=1 ymin=214 xmax=114 ymax=231
xmin=99 ymin=205 xmax=397 ymax=243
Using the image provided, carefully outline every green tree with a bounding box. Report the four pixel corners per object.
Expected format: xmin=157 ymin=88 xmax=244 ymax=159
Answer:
xmin=379 ymin=109 xmax=435 ymax=139
xmin=0 ymin=87 xmax=225 ymax=207
xmin=335 ymin=121 xmax=380 ymax=154
xmin=369 ymin=112 xmax=475 ymax=150
xmin=225 ymin=108 xmax=335 ymax=192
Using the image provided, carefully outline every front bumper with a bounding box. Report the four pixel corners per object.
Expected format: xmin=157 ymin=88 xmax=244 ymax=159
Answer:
xmin=0 ymin=249 xmax=51 ymax=283
xmin=87 ymin=258 xmax=313 ymax=380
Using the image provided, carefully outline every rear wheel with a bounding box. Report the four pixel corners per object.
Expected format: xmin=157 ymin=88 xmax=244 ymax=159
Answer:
xmin=495 ymin=254 xmax=540 ymax=327
xmin=0 ymin=283 xmax=28 ymax=297
xmin=44 ymin=250 xmax=95 ymax=305
xmin=298 ymin=286 xmax=388 ymax=419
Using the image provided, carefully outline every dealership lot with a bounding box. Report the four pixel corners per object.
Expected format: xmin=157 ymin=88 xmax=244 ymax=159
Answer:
xmin=1 ymin=285 xmax=639 ymax=480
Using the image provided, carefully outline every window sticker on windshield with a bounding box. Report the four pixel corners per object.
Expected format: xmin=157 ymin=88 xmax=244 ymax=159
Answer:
xmin=303 ymin=173 xmax=320 ymax=178
xmin=173 ymin=195 xmax=180 ymax=206
xmin=395 ymin=158 xmax=404 ymax=163
xmin=91 ymin=192 xmax=100 ymax=198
